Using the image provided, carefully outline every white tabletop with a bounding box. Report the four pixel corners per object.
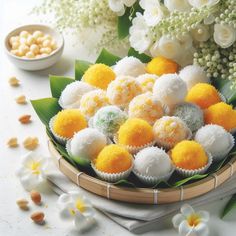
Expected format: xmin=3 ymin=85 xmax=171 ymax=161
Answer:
xmin=1 ymin=1 xmax=236 ymax=235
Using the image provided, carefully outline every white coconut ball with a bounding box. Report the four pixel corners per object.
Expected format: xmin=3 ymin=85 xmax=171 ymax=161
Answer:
xmin=194 ymin=125 xmax=234 ymax=160
xmin=114 ymin=56 xmax=146 ymax=77
xmin=59 ymin=81 xmax=95 ymax=109
xmin=134 ymin=147 xmax=172 ymax=177
xmin=68 ymin=128 xmax=107 ymax=161
xmin=153 ymin=73 xmax=187 ymax=108
xmin=179 ymin=64 xmax=209 ymax=90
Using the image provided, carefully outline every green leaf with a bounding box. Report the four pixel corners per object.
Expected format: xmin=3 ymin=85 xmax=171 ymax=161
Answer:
xmin=49 ymin=75 xmax=74 ymax=98
xmin=96 ymin=48 xmax=121 ymax=66
xmin=213 ymin=78 xmax=236 ymax=106
xmin=31 ymin=98 xmax=61 ymax=127
xmin=114 ymin=179 xmax=136 ymax=188
xmin=75 ymin=60 xmax=92 ymax=81
xmin=221 ymin=194 xmax=236 ymax=218
xmin=128 ymin=47 xmax=151 ymax=63
xmin=173 ymin=174 xmax=208 ymax=187
xmin=117 ymin=2 xmax=143 ymax=39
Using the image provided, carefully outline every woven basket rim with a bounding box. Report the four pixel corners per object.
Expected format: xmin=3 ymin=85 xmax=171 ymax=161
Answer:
xmin=48 ymin=139 xmax=236 ymax=204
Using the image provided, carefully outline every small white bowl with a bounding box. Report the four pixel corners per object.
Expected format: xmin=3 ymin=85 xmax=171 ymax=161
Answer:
xmin=4 ymin=24 xmax=64 ymax=71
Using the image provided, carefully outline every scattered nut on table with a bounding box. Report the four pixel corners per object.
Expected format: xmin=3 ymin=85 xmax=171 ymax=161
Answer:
xmin=7 ymin=137 xmax=18 ymax=148
xmin=30 ymin=212 xmax=45 ymax=224
xmin=30 ymin=190 xmax=41 ymax=205
xmin=23 ymin=137 xmax=39 ymax=150
xmin=16 ymin=199 xmax=29 ymax=210
xmin=9 ymin=76 xmax=20 ymax=87
xmin=15 ymin=95 xmax=27 ymax=104
xmin=18 ymin=114 xmax=31 ymax=124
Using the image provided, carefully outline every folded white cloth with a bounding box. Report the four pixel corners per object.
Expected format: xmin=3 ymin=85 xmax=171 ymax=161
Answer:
xmin=47 ymin=167 xmax=236 ymax=233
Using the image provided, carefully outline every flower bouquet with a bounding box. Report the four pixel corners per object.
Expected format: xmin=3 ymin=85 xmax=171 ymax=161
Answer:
xmin=32 ymin=47 xmax=236 ymax=204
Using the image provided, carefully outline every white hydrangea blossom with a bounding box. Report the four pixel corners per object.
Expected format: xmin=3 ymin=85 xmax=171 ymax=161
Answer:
xmin=188 ymin=0 xmax=220 ymax=8
xmin=164 ymin=0 xmax=191 ymax=12
xmin=108 ymin=0 xmax=136 ymax=16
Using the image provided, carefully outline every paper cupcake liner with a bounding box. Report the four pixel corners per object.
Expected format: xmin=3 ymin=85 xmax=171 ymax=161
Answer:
xmin=49 ymin=116 xmax=70 ymax=145
xmin=133 ymin=166 xmax=175 ymax=186
xmin=155 ymin=128 xmax=192 ymax=150
xmin=113 ymin=135 xmax=156 ymax=154
xmin=219 ymin=92 xmax=226 ymax=103
xmin=211 ymin=133 xmax=235 ymax=162
xmin=91 ymin=162 xmax=133 ymax=183
xmin=174 ymin=152 xmax=213 ymax=177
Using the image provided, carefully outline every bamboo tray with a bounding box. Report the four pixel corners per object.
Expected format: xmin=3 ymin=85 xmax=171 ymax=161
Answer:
xmin=48 ymin=140 xmax=236 ymax=204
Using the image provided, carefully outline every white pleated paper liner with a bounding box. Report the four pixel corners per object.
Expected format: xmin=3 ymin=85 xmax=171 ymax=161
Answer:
xmin=49 ymin=116 xmax=70 ymax=145
xmin=211 ymin=133 xmax=235 ymax=162
xmin=113 ymin=135 xmax=156 ymax=154
xmin=174 ymin=152 xmax=213 ymax=177
xmin=155 ymin=128 xmax=192 ymax=150
xmin=132 ymin=166 xmax=175 ymax=186
xmin=91 ymin=162 xmax=134 ymax=183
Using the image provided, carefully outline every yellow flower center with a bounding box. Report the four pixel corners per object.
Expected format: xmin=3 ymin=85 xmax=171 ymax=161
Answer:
xmin=28 ymin=161 xmax=41 ymax=175
xmin=75 ymin=198 xmax=86 ymax=213
xmin=187 ymin=214 xmax=201 ymax=227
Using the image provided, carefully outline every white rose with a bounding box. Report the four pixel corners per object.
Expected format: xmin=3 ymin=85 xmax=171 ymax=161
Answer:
xmin=191 ymin=25 xmax=210 ymax=42
xmin=158 ymin=35 xmax=182 ymax=59
xmin=108 ymin=0 xmax=136 ymax=16
xmin=177 ymin=33 xmax=193 ymax=50
xmin=129 ymin=13 xmax=152 ymax=53
xmin=214 ymin=24 xmax=236 ymax=48
xmin=140 ymin=0 xmax=165 ymax=26
xmin=188 ymin=0 xmax=219 ymax=8
xmin=164 ymin=0 xmax=191 ymax=12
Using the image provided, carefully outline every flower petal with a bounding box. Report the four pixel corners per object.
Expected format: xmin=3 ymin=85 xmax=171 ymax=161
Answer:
xmin=197 ymin=211 xmax=210 ymax=223
xmin=57 ymin=193 xmax=73 ymax=209
xmin=181 ymin=204 xmax=195 ymax=217
xmin=74 ymin=212 xmax=95 ymax=232
xmin=172 ymin=213 xmax=185 ymax=228
xmin=194 ymin=222 xmax=209 ymax=236
xmin=123 ymin=0 xmax=136 ymax=7
xmin=179 ymin=220 xmax=193 ymax=236
xmin=83 ymin=206 xmax=96 ymax=218
xmin=109 ymin=0 xmax=125 ymax=15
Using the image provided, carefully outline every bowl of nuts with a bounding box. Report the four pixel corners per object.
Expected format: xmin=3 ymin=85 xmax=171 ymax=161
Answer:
xmin=4 ymin=24 xmax=64 ymax=71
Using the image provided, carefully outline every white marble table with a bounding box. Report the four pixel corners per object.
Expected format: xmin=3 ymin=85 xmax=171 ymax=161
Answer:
xmin=1 ymin=1 xmax=236 ymax=235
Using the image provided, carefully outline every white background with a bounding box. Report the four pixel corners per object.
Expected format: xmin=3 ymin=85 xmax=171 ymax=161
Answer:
xmin=0 ymin=1 xmax=236 ymax=236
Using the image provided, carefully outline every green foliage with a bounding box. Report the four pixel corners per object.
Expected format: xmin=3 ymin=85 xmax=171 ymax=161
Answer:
xmin=221 ymin=194 xmax=236 ymax=218
xmin=96 ymin=48 xmax=121 ymax=66
xmin=128 ymin=47 xmax=151 ymax=63
xmin=75 ymin=60 xmax=92 ymax=80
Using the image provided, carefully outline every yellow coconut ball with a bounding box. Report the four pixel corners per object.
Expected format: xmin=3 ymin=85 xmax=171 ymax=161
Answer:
xmin=128 ymin=92 xmax=164 ymax=125
xmin=52 ymin=109 xmax=87 ymax=139
xmin=171 ymin=140 xmax=208 ymax=170
xmin=83 ymin=63 xmax=116 ymax=90
xmin=95 ymin=144 xmax=133 ymax=173
xmin=80 ymin=90 xmax=110 ymax=118
xmin=204 ymin=102 xmax=236 ymax=131
xmin=107 ymin=76 xmax=142 ymax=106
xmin=185 ymin=83 xmax=221 ymax=109
xmin=146 ymin=56 xmax=179 ymax=76
xmin=118 ymin=118 xmax=154 ymax=147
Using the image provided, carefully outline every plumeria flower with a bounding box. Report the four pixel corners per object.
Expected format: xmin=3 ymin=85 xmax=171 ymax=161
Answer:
xmin=129 ymin=13 xmax=152 ymax=53
xmin=172 ymin=204 xmax=210 ymax=236
xmin=191 ymin=25 xmax=210 ymax=42
xmin=108 ymin=0 xmax=136 ymax=16
xmin=16 ymin=152 xmax=49 ymax=191
xmin=188 ymin=0 xmax=220 ymax=9
xmin=139 ymin=0 xmax=165 ymax=27
xmin=164 ymin=0 xmax=191 ymax=12
xmin=57 ymin=191 xmax=95 ymax=232
xmin=214 ymin=24 xmax=236 ymax=48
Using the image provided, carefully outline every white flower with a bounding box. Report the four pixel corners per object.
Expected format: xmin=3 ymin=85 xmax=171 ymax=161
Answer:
xmin=16 ymin=152 xmax=49 ymax=191
xmin=57 ymin=191 xmax=95 ymax=232
xmin=213 ymin=24 xmax=236 ymax=48
xmin=158 ymin=35 xmax=182 ymax=59
xmin=172 ymin=204 xmax=209 ymax=236
xmin=177 ymin=33 xmax=193 ymax=50
xmin=129 ymin=13 xmax=152 ymax=53
xmin=191 ymin=25 xmax=210 ymax=42
xmin=188 ymin=0 xmax=220 ymax=8
xmin=140 ymin=0 xmax=165 ymax=26
xmin=108 ymin=0 xmax=136 ymax=16
xmin=164 ymin=0 xmax=191 ymax=12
